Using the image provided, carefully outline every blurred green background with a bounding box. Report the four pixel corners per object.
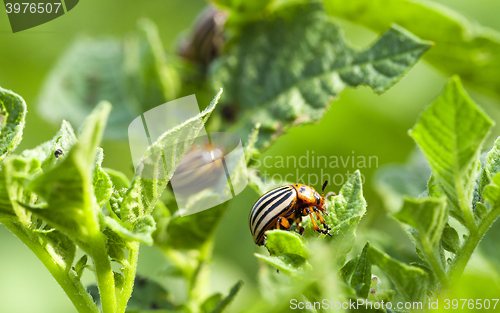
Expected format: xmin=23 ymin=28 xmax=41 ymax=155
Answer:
xmin=1 ymin=0 xmax=500 ymax=312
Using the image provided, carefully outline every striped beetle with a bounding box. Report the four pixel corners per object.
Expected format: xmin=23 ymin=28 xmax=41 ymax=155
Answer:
xmin=177 ymin=6 xmax=227 ymax=67
xmin=171 ymin=141 xmax=225 ymax=195
xmin=249 ymin=181 xmax=334 ymax=246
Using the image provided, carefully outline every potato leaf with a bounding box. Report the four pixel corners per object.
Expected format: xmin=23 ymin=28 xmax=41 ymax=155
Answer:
xmin=37 ymin=20 xmax=178 ymax=140
xmin=93 ymin=148 xmax=113 ymax=207
xmin=158 ymin=198 xmax=226 ymax=250
xmin=104 ymin=168 xmax=131 ymax=190
xmin=121 ymin=90 xmax=220 ymax=222
xmin=326 ymin=0 xmax=500 ymax=99
xmin=394 ymin=197 xmax=448 ymax=251
xmin=256 ymin=230 xmax=310 ymax=275
xmin=350 ymin=243 xmax=372 ymax=299
xmin=368 ymin=245 xmax=428 ymax=303
xmin=321 ymin=170 xmax=366 ymax=266
xmin=482 ymin=172 xmax=500 ymax=208
xmin=212 ymin=3 xmax=431 ymax=148
xmin=25 ymin=102 xmax=111 ymax=246
xmin=0 ymin=87 xmax=27 ymax=163
xmin=20 ymin=120 xmax=77 ymax=170
xmin=476 ymin=137 xmax=500 ymax=208
xmin=209 ymin=280 xmax=243 ymax=313
xmin=441 ymin=223 xmax=460 ymax=254
xmin=88 ymin=276 xmax=176 ymax=312
xmin=202 ymin=293 xmax=223 ymax=313
xmin=104 ymin=215 xmax=156 ymax=246
xmin=264 ymin=229 xmax=309 ymax=258
xmin=409 ymin=76 xmax=493 ymax=227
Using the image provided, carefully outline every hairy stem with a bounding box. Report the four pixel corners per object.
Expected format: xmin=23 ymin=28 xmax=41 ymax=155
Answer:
xmin=90 ymin=236 xmax=117 ymax=313
xmin=163 ymin=240 xmax=214 ymax=313
xmin=3 ymin=221 xmax=99 ymax=313
xmin=457 ymin=183 xmax=477 ymax=232
xmin=117 ymin=241 xmax=140 ymax=313
xmin=421 ymin=237 xmax=449 ymax=289
xmin=187 ymin=240 xmax=214 ymax=313
xmin=449 ymin=205 xmax=500 ymax=284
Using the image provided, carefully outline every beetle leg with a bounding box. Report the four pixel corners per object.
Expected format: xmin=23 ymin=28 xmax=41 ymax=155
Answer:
xmin=296 ymin=217 xmax=305 ymax=235
xmin=276 ymin=216 xmax=290 ymax=230
xmin=306 ymin=207 xmax=332 ymax=236
xmin=313 ymin=207 xmax=332 ymax=232
xmin=304 ymin=207 xmax=321 ymax=232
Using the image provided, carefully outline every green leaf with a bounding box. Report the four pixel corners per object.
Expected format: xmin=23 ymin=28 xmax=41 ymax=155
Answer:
xmin=126 ymin=19 xmax=179 ymax=111
xmin=476 ymin=137 xmax=500 ymax=208
xmin=121 ymin=90 xmax=220 ymax=222
xmin=350 ymin=243 xmax=372 ymax=299
xmin=88 ymin=276 xmax=176 ymax=311
xmin=202 ymin=293 xmax=223 ymax=313
xmin=20 ymin=120 xmax=77 ymax=171
xmin=103 ymin=227 xmax=128 ymax=266
xmin=2 ymin=157 xmax=41 ymax=225
xmin=25 ymin=102 xmax=111 ymax=245
xmin=75 ymin=255 xmax=88 ymax=278
xmin=104 ymin=215 xmax=156 ymax=245
xmin=209 ymin=280 xmax=243 ymax=313
xmin=321 ymin=170 xmax=366 ymax=266
xmin=93 ymin=148 xmax=113 ymax=207
xmin=104 ymin=168 xmax=131 ymax=190
xmin=255 ymin=253 xmax=308 ymax=276
xmin=483 ymin=172 xmax=500 ymax=208
xmin=441 ymin=224 xmax=460 ymax=254
xmin=37 ymin=20 xmax=178 ymax=140
xmin=484 ymin=137 xmax=500 ymax=177
xmin=325 ymin=0 xmax=500 ymax=99
xmin=212 ymin=3 xmax=431 ymax=147
xmin=0 ymin=87 xmax=27 ymax=163
xmin=368 ymin=245 xmax=428 ymax=303
xmin=127 ymin=277 xmax=176 ymax=311
xmin=394 ymin=197 xmax=448 ymax=250
xmin=40 ymin=228 xmax=77 ymax=272
xmin=159 ymin=199 xmax=226 ymax=250
xmin=340 ymin=257 xmax=358 ymax=283
xmin=409 ymin=76 xmax=493 ymax=226
xmin=264 ymin=229 xmax=309 ymax=258
xmin=256 ymin=230 xmax=310 ymax=275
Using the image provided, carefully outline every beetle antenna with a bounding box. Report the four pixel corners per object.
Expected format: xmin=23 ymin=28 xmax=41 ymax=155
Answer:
xmin=322 ymin=180 xmax=328 ymax=196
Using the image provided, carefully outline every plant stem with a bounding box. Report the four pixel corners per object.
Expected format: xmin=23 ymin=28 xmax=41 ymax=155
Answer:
xmin=163 ymin=240 xmax=214 ymax=313
xmin=186 ymin=241 xmax=214 ymax=313
xmin=117 ymin=241 xmax=140 ymax=313
xmin=90 ymin=235 xmax=117 ymax=313
xmin=448 ymin=205 xmax=500 ymax=284
xmin=3 ymin=222 xmax=99 ymax=313
xmin=421 ymin=238 xmax=449 ymax=289
xmin=457 ymin=183 xmax=477 ymax=232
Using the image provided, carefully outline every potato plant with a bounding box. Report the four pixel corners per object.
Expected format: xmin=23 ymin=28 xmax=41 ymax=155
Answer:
xmin=2 ymin=1 xmax=500 ymax=313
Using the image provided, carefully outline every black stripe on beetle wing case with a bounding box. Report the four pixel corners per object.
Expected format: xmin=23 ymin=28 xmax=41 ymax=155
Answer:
xmin=249 ymin=185 xmax=297 ymax=244
xmin=250 ymin=186 xmax=291 ymax=227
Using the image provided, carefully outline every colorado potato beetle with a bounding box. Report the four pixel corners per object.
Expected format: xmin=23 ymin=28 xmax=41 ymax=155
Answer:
xmin=249 ymin=181 xmax=334 ymax=246
xmin=170 ymin=141 xmax=226 ymax=195
xmin=177 ymin=5 xmax=227 ymax=67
